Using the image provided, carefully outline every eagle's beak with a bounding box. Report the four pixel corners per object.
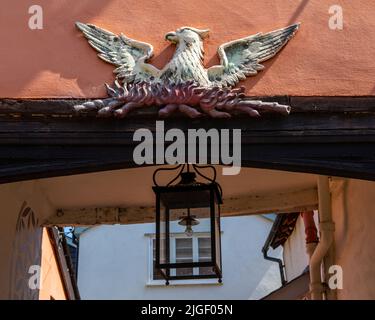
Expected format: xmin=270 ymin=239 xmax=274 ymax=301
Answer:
xmin=165 ymin=31 xmax=178 ymax=43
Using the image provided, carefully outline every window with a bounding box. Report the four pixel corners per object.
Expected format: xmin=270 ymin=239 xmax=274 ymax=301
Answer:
xmin=198 ymin=237 xmax=212 ymax=275
xmin=175 ymin=238 xmax=193 ymax=276
xmin=152 ymin=239 xmax=164 ymax=280
xmin=149 ymin=233 xmax=219 ymax=285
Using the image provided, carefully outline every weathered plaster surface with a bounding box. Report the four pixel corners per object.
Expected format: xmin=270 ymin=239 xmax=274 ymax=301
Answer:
xmin=283 ymin=216 xmax=309 ymax=282
xmin=77 ymin=216 xmax=282 ymax=300
xmin=0 ymin=0 xmax=374 ymax=98
xmin=331 ymin=179 xmax=375 ymax=300
xmin=0 ymin=181 xmax=54 ymax=299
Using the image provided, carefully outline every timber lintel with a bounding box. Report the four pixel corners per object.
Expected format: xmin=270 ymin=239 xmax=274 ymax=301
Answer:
xmin=43 ymin=187 xmax=318 ymax=226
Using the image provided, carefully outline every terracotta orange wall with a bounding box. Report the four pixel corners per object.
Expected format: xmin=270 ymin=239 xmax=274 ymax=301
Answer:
xmin=39 ymin=229 xmax=67 ymax=300
xmin=0 ymin=0 xmax=374 ymax=98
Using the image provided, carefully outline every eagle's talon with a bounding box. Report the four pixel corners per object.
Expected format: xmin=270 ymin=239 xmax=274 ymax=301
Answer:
xmin=158 ymin=104 xmax=179 ymax=118
xmin=178 ymin=104 xmax=202 ymax=118
xmin=233 ymin=105 xmax=261 ymax=117
xmin=74 ymin=101 xmax=99 ymax=113
xmin=114 ymin=102 xmax=142 ymax=118
xmin=237 ymin=100 xmax=291 ymax=115
xmin=73 ymin=83 xmax=292 ymax=119
xmin=97 ymin=108 xmax=113 ymax=117
xmin=206 ymin=109 xmax=231 ymax=118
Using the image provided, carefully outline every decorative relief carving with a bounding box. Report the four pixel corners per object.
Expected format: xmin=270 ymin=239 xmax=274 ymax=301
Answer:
xmin=74 ymin=22 xmax=299 ymax=118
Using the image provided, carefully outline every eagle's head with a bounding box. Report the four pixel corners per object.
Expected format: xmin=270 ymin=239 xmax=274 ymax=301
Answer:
xmin=165 ymin=27 xmax=210 ymax=45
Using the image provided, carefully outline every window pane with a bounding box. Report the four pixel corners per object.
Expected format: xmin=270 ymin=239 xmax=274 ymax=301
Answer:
xmin=152 ymin=239 xmax=164 ymax=280
xmin=198 ymin=237 xmax=214 ymax=275
xmin=176 ymin=238 xmax=193 ymax=276
xmin=152 ymin=236 xmax=215 ymax=280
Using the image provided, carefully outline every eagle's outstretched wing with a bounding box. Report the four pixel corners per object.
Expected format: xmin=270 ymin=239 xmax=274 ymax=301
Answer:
xmin=76 ymin=22 xmax=159 ymax=83
xmin=208 ymin=23 xmax=300 ymax=87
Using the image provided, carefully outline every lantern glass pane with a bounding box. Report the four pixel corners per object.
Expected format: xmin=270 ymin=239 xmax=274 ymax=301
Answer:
xmin=153 ymin=239 xmax=165 ymax=280
xmin=157 ymin=201 xmax=168 ymax=279
xmin=175 ymin=238 xmax=193 ymax=276
xmin=214 ymin=200 xmax=222 ymax=272
xmin=198 ymin=237 xmax=216 ymax=276
xmin=154 ymin=183 xmax=222 ymax=281
xmin=165 ymin=206 xmax=215 ymax=279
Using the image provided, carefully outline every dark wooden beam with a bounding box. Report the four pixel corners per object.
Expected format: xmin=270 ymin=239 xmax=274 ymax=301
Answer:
xmin=1 ymin=96 xmax=375 ymax=118
xmin=0 ymin=97 xmax=374 ymax=184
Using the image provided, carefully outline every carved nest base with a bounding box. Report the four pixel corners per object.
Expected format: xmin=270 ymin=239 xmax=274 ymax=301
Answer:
xmin=74 ymin=81 xmax=291 ymax=119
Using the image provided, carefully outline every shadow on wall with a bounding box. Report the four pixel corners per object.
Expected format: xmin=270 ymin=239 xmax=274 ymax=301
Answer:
xmin=0 ymin=0 xmax=310 ymax=98
xmin=0 ymin=0 xmax=114 ymax=97
xmin=206 ymin=0 xmax=310 ymax=92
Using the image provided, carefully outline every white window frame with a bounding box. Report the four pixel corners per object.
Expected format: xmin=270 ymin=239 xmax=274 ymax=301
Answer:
xmin=145 ymin=232 xmax=223 ymax=286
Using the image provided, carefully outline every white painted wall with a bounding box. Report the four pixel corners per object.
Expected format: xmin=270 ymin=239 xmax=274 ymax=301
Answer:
xmin=283 ymin=212 xmax=319 ymax=282
xmin=77 ymin=215 xmax=282 ymax=300
xmin=283 ymin=216 xmax=308 ymax=281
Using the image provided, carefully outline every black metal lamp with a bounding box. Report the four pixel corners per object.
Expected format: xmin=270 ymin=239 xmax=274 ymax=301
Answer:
xmin=152 ymin=164 xmax=223 ymax=285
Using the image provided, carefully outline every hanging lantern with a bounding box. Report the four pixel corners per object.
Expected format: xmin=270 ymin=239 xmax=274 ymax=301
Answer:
xmin=152 ymin=164 xmax=223 ymax=285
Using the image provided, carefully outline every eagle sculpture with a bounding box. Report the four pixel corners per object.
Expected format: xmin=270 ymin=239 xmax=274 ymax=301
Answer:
xmin=74 ymin=22 xmax=299 ymax=118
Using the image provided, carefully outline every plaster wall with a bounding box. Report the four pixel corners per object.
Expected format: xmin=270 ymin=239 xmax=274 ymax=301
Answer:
xmin=331 ymin=179 xmax=375 ymax=299
xmin=283 ymin=179 xmax=375 ymax=299
xmin=0 ymin=181 xmax=54 ymax=299
xmin=77 ymin=215 xmax=282 ymax=300
xmin=283 ymin=212 xmax=319 ymax=282
xmin=283 ymin=216 xmax=309 ymax=282
xmin=0 ymin=0 xmax=374 ymax=98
